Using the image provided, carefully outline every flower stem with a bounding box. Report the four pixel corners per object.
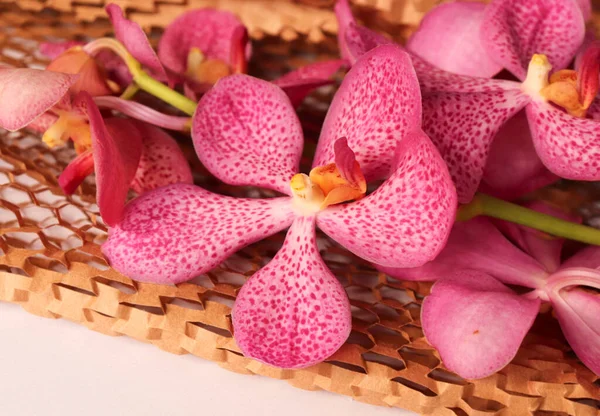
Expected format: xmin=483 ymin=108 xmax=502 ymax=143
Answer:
xmin=457 ymin=193 xmax=600 ymax=245
xmin=133 ymin=70 xmax=197 ymax=116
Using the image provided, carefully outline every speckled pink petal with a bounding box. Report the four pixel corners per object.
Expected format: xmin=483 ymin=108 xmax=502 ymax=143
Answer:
xmin=157 ymin=8 xmax=250 ymax=77
xmin=0 ymin=68 xmax=77 ymax=131
xmin=130 ymin=122 xmax=193 ymax=194
xmin=550 ymin=288 xmax=600 ymax=375
xmin=344 ymin=23 xmax=392 ymax=65
xmin=317 ymin=130 xmax=456 ymax=268
xmin=58 ymin=150 xmax=95 ymax=195
xmin=40 ymin=41 xmax=85 ymax=59
xmin=423 ymin=270 xmax=541 ymax=379
xmin=526 ymin=100 xmax=600 ymax=180
xmin=273 ymin=59 xmax=347 ymax=107
xmin=232 ymin=215 xmax=351 ymax=368
xmin=192 ymin=74 xmax=303 ymax=195
xmin=313 ymin=44 xmax=421 ymax=182
xmin=481 ymin=0 xmax=585 ymax=80
xmin=379 ymin=217 xmax=546 ymax=287
xmin=106 ymin=3 xmax=168 ymax=82
xmin=334 ymin=0 xmax=355 ymax=62
xmin=481 ymin=110 xmax=559 ymax=200
xmin=422 ymin=86 xmax=530 ymax=203
xmin=103 ymin=183 xmax=295 ymax=284
xmin=407 ymin=2 xmax=502 ymax=78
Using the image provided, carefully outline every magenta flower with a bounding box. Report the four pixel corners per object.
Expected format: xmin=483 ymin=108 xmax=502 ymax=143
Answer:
xmin=335 ymin=0 xmax=600 ymax=203
xmin=101 ymin=45 xmax=457 ymax=368
xmin=381 ymin=203 xmax=600 ymax=379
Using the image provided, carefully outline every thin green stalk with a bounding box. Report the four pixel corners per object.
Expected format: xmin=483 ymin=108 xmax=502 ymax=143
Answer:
xmin=133 ymin=71 xmax=197 ymax=116
xmin=457 ymin=193 xmax=600 ymax=245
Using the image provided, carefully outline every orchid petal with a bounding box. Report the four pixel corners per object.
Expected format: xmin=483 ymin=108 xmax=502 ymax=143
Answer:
xmin=481 ymin=0 xmax=585 ymax=80
xmin=58 ymin=149 xmax=95 ymax=195
xmin=192 ymin=74 xmax=303 ymax=195
xmin=334 ymin=0 xmax=355 ymax=62
xmin=575 ymin=0 xmax=592 ymax=22
xmin=407 ymin=2 xmax=502 ymax=78
xmin=379 ymin=217 xmax=546 ymax=288
xmin=422 ymin=270 xmax=541 ymax=379
xmin=313 ymin=44 xmax=421 ymax=182
xmin=130 ymin=123 xmax=193 ymax=194
xmin=0 ymin=68 xmax=77 ymax=131
xmin=103 ymin=184 xmax=295 ymax=284
xmin=561 ymin=246 xmax=600 ymax=270
xmin=105 ymin=3 xmax=168 ymax=82
xmin=481 ymin=110 xmax=559 ymax=200
xmin=317 ymin=130 xmax=456 ymax=268
xmin=550 ymin=288 xmax=600 ymax=375
xmin=527 ymin=100 xmax=600 ymax=180
xmin=25 ymin=112 xmax=58 ymax=135
xmin=40 ymin=41 xmax=85 ymax=59
xmin=344 ymin=23 xmax=392 ymax=65
xmin=232 ymin=215 xmax=351 ymax=368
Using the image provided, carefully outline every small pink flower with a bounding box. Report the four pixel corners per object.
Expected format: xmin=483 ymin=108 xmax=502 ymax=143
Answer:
xmin=101 ymin=45 xmax=457 ymax=368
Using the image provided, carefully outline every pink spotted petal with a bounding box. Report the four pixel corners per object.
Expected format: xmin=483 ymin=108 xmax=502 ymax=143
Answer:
xmin=481 ymin=0 xmax=585 ymax=80
xmin=344 ymin=23 xmax=392 ymax=65
xmin=192 ymin=74 xmax=303 ymax=195
xmin=481 ymin=110 xmax=559 ymax=200
xmin=527 ymin=100 xmax=600 ymax=180
xmin=334 ymin=0 xmax=355 ymax=62
xmin=313 ymin=44 xmax=421 ymax=182
xmin=106 ymin=3 xmax=168 ymax=82
xmin=0 ymin=68 xmax=77 ymax=131
xmin=550 ymin=288 xmax=600 ymax=375
xmin=158 ymin=9 xmax=250 ymax=77
xmin=232 ymin=215 xmax=351 ymax=368
xmin=273 ymin=59 xmax=347 ymax=107
xmin=379 ymin=217 xmax=546 ymax=288
xmin=317 ymin=130 xmax=457 ymax=268
xmin=407 ymin=2 xmax=502 ymax=78
xmin=130 ymin=122 xmax=193 ymax=194
xmin=40 ymin=41 xmax=85 ymax=59
xmin=58 ymin=150 xmax=95 ymax=195
xmin=102 ymin=184 xmax=295 ymax=284
xmin=423 ymin=270 xmax=541 ymax=379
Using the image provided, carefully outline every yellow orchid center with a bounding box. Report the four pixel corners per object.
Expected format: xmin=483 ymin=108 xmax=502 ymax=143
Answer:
xmin=43 ymin=111 xmax=92 ymax=154
xmin=186 ymin=47 xmax=231 ymax=86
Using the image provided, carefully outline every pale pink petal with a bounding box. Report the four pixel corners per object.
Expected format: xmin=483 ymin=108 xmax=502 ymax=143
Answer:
xmin=379 ymin=217 xmax=546 ymax=288
xmin=481 ymin=0 xmax=585 ymax=80
xmin=58 ymin=150 xmax=95 ymax=195
xmin=422 ymin=270 xmax=541 ymax=379
xmin=527 ymin=100 xmax=600 ymax=181
xmin=317 ymin=130 xmax=457 ymax=268
xmin=102 ymin=184 xmax=295 ymax=284
xmin=40 ymin=40 xmax=85 ymax=59
xmin=0 ymin=68 xmax=77 ymax=131
xmin=25 ymin=112 xmax=58 ymax=135
xmin=232 ymin=215 xmax=351 ymax=368
xmin=130 ymin=122 xmax=193 ymax=194
xmin=481 ymin=110 xmax=559 ymax=200
xmin=105 ymin=3 xmax=168 ymax=82
xmin=192 ymin=74 xmax=303 ymax=195
xmin=313 ymin=44 xmax=421 ymax=182
xmin=423 ymin=86 xmax=530 ymax=203
xmin=407 ymin=2 xmax=502 ymax=78
xmin=550 ymin=288 xmax=600 ymax=375
xmin=157 ymin=9 xmax=250 ymax=77
xmin=576 ymin=0 xmax=592 ymax=22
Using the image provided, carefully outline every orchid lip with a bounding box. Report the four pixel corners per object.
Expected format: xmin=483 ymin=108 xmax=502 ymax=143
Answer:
xmin=186 ymin=47 xmax=232 ymax=85
xmin=42 ymin=110 xmax=91 ymax=153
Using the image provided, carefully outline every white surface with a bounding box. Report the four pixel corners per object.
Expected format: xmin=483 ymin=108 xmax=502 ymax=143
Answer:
xmin=0 ymin=303 xmax=416 ymax=416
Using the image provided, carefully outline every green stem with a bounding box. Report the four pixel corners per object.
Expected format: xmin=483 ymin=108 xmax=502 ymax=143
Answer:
xmin=457 ymin=193 xmax=600 ymax=245
xmin=133 ymin=71 xmax=197 ymax=116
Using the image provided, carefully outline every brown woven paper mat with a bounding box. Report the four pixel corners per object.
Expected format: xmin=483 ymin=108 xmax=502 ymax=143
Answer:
xmin=0 ymin=2 xmax=599 ymax=415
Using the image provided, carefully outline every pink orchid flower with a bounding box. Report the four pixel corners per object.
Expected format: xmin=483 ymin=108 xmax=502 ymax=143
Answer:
xmin=100 ymin=45 xmax=457 ymax=368
xmin=381 ymin=203 xmax=600 ymax=379
xmin=335 ymin=0 xmax=600 ymax=203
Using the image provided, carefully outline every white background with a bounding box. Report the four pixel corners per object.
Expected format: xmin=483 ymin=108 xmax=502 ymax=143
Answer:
xmin=0 ymin=303 xmax=416 ymax=416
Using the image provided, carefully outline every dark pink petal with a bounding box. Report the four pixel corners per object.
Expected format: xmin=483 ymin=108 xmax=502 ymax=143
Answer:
xmin=575 ymin=0 xmax=592 ymax=21
xmin=192 ymin=74 xmax=303 ymax=195
xmin=229 ymin=25 xmax=249 ymax=74
xmin=273 ymin=59 xmax=347 ymax=107
xmin=344 ymin=23 xmax=392 ymax=65
xmin=0 ymin=68 xmax=77 ymax=131
xmin=102 ymin=183 xmax=295 ymax=283
xmin=105 ymin=3 xmax=168 ymax=82
xmin=334 ymin=0 xmax=355 ymax=62
xmin=407 ymin=2 xmax=502 ymax=78
xmin=40 ymin=40 xmax=85 ymax=59
xmin=550 ymin=288 xmax=600 ymax=375
xmin=158 ymin=9 xmax=250 ymax=77
xmin=574 ymin=28 xmax=597 ymax=72
xmin=481 ymin=0 xmax=585 ymax=80
xmin=313 ymin=44 xmax=421 ymax=182
xmin=561 ymin=246 xmax=600 ymax=270
xmin=527 ymin=100 xmax=600 ymax=180
xmin=130 ymin=122 xmax=193 ymax=194
xmin=481 ymin=110 xmax=559 ymax=200
xmin=232 ymin=215 xmax=351 ymax=368
xmin=423 ymin=270 xmax=541 ymax=379
xmin=423 ymin=86 xmax=529 ymax=203
xmin=317 ymin=130 xmax=456 ymax=268
xmin=58 ymin=150 xmax=95 ymax=195
xmin=379 ymin=217 xmax=546 ymax=288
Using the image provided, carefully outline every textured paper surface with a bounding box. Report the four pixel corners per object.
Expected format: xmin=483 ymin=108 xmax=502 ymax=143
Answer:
xmin=0 ymin=2 xmax=599 ymax=415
